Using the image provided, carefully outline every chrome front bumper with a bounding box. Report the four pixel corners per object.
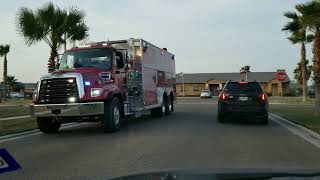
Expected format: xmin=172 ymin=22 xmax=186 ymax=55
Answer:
xmin=30 ymin=102 xmax=105 ymax=117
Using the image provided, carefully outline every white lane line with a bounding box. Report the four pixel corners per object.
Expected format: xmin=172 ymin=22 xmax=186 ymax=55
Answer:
xmin=270 ymin=113 xmax=320 ymax=149
xmin=0 ymin=123 xmax=82 ymax=143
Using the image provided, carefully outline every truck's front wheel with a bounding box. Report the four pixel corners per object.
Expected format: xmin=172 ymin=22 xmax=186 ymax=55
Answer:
xmin=102 ymin=98 xmax=121 ymax=133
xmin=37 ymin=117 xmax=61 ymax=134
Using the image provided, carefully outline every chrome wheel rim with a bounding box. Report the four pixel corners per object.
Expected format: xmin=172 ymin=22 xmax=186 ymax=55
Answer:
xmin=162 ymin=104 xmax=166 ymax=113
xmin=113 ymin=106 xmax=120 ymax=125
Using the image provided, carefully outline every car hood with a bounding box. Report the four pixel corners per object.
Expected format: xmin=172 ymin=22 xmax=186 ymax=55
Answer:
xmin=110 ymin=168 xmax=320 ymax=180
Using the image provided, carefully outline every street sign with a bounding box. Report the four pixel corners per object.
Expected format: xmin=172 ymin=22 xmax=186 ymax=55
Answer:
xmin=276 ymin=72 xmax=287 ymax=82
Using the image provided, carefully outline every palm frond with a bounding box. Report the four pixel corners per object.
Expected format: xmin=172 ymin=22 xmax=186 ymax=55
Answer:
xmin=36 ymin=2 xmax=56 ymax=32
xmin=16 ymin=2 xmax=89 ymax=52
xmin=284 ymin=11 xmax=298 ymax=20
xmin=296 ymin=1 xmax=320 ymax=32
xmin=3 ymin=45 xmax=10 ymax=54
xmin=282 ymin=20 xmax=301 ymax=32
xmin=306 ymin=34 xmax=315 ymax=43
xmin=16 ymin=7 xmax=44 ymax=46
xmin=64 ymin=7 xmax=89 ymax=42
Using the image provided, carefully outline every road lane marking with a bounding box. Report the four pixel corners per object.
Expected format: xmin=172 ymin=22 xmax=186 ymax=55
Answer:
xmin=270 ymin=113 xmax=320 ymax=149
xmin=0 ymin=123 xmax=82 ymax=143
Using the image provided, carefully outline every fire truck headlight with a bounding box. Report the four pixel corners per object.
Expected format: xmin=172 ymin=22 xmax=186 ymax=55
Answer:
xmin=91 ymin=88 xmax=103 ymax=97
xmin=68 ymin=97 xmax=77 ymax=103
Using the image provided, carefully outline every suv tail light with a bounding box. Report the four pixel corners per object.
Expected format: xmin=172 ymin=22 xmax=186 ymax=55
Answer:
xmin=260 ymin=93 xmax=267 ymax=101
xmin=219 ymin=93 xmax=228 ymax=101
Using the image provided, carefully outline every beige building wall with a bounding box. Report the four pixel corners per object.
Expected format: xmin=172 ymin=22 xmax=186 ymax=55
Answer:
xmin=176 ymin=83 xmax=206 ymax=96
xmin=177 ymin=80 xmax=288 ymax=97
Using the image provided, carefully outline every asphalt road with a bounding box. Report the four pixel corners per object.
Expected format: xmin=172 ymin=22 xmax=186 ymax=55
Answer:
xmin=1 ymin=99 xmax=320 ymax=179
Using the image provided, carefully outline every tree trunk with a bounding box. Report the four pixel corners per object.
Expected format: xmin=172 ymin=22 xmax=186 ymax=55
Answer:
xmin=301 ymin=43 xmax=308 ymax=102
xmin=3 ymin=55 xmax=7 ymax=101
xmin=48 ymin=47 xmax=58 ymax=73
xmin=313 ymin=35 xmax=320 ymax=114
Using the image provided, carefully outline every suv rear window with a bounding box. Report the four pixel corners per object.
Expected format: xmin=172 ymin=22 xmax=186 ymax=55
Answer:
xmin=224 ymin=82 xmax=263 ymax=94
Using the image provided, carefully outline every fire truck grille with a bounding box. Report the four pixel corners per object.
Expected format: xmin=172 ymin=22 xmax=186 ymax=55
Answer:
xmin=38 ymin=78 xmax=79 ymax=104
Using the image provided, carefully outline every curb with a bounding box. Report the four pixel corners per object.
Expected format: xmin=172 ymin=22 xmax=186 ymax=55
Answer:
xmin=0 ymin=115 xmax=31 ymax=121
xmin=0 ymin=123 xmax=79 ymax=143
xmin=270 ymin=113 xmax=320 ymax=149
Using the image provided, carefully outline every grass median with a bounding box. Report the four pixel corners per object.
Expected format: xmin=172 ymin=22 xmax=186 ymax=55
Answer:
xmin=0 ymin=98 xmax=33 ymax=106
xmin=270 ymin=104 xmax=320 ymax=134
xmin=268 ymin=97 xmax=315 ymax=104
xmin=0 ymin=106 xmax=31 ymax=118
xmin=0 ymin=117 xmax=37 ymax=136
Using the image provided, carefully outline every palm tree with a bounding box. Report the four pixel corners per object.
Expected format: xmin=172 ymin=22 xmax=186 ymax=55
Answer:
xmin=5 ymin=76 xmax=18 ymax=96
xmin=282 ymin=11 xmax=314 ymax=102
xmin=0 ymin=44 xmax=10 ymax=101
xmin=295 ymin=1 xmax=320 ymax=113
xmin=16 ymin=2 xmax=89 ymax=72
xmin=294 ymin=60 xmax=313 ymax=85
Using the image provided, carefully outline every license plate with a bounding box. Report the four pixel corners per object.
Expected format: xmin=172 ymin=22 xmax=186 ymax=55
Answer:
xmin=239 ymin=97 xmax=249 ymax=101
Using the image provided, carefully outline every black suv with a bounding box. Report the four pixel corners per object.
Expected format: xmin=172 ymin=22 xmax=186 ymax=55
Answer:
xmin=218 ymin=81 xmax=269 ymax=124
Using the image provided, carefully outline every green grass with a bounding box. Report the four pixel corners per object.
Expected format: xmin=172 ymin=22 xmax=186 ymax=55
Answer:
xmin=0 ymin=106 xmax=31 ymax=118
xmin=0 ymin=117 xmax=37 ymax=136
xmin=0 ymin=98 xmax=33 ymax=105
xmin=268 ymin=97 xmax=315 ymax=104
xmin=270 ymin=104 xmax=320 ymax=133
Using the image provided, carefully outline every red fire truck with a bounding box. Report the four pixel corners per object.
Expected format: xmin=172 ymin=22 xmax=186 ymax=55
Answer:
xmin=31 ymin=38 xmax=176 ymax=133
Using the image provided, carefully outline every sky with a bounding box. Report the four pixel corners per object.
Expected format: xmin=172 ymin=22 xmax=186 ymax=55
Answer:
xmin=0 ymin=0 xmax=313 ymax=83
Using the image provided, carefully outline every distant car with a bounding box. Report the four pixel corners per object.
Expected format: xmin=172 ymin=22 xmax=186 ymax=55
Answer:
xmin=218 ymin=81 xmax=269 ymax=124
xmin=10 ymin=92 xmax=24 ymax=98
xmin=200 ymin=90 xmax=212 ymax=98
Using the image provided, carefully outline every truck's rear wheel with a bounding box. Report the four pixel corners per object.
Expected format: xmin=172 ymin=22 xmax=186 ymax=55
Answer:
xmin=150 ymin=96 xmax=166 ymax=117
xmin=102 ymin=98 xmax=121 ymax=133
xmin=170 ymin=95 xmax=174 ymax=112
xmin=165 ymin=95 xmax=173 ymax=115
xmin=37 ymin=117 xmax=61 ymax=134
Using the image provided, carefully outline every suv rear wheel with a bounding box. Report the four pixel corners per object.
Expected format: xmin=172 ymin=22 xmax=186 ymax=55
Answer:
xmin=37 ymin=117 xmax=61 ymax=134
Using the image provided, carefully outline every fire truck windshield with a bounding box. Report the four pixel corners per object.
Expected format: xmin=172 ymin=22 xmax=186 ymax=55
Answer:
xmin=59 ymin=48 xmax=113 ymax=70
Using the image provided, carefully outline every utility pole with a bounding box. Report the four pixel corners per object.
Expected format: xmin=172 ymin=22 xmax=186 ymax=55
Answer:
xmin=178 ymin=72 xmax=185 ymax=97
xmin=182 ymin=73 xmax=185 ymax=97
